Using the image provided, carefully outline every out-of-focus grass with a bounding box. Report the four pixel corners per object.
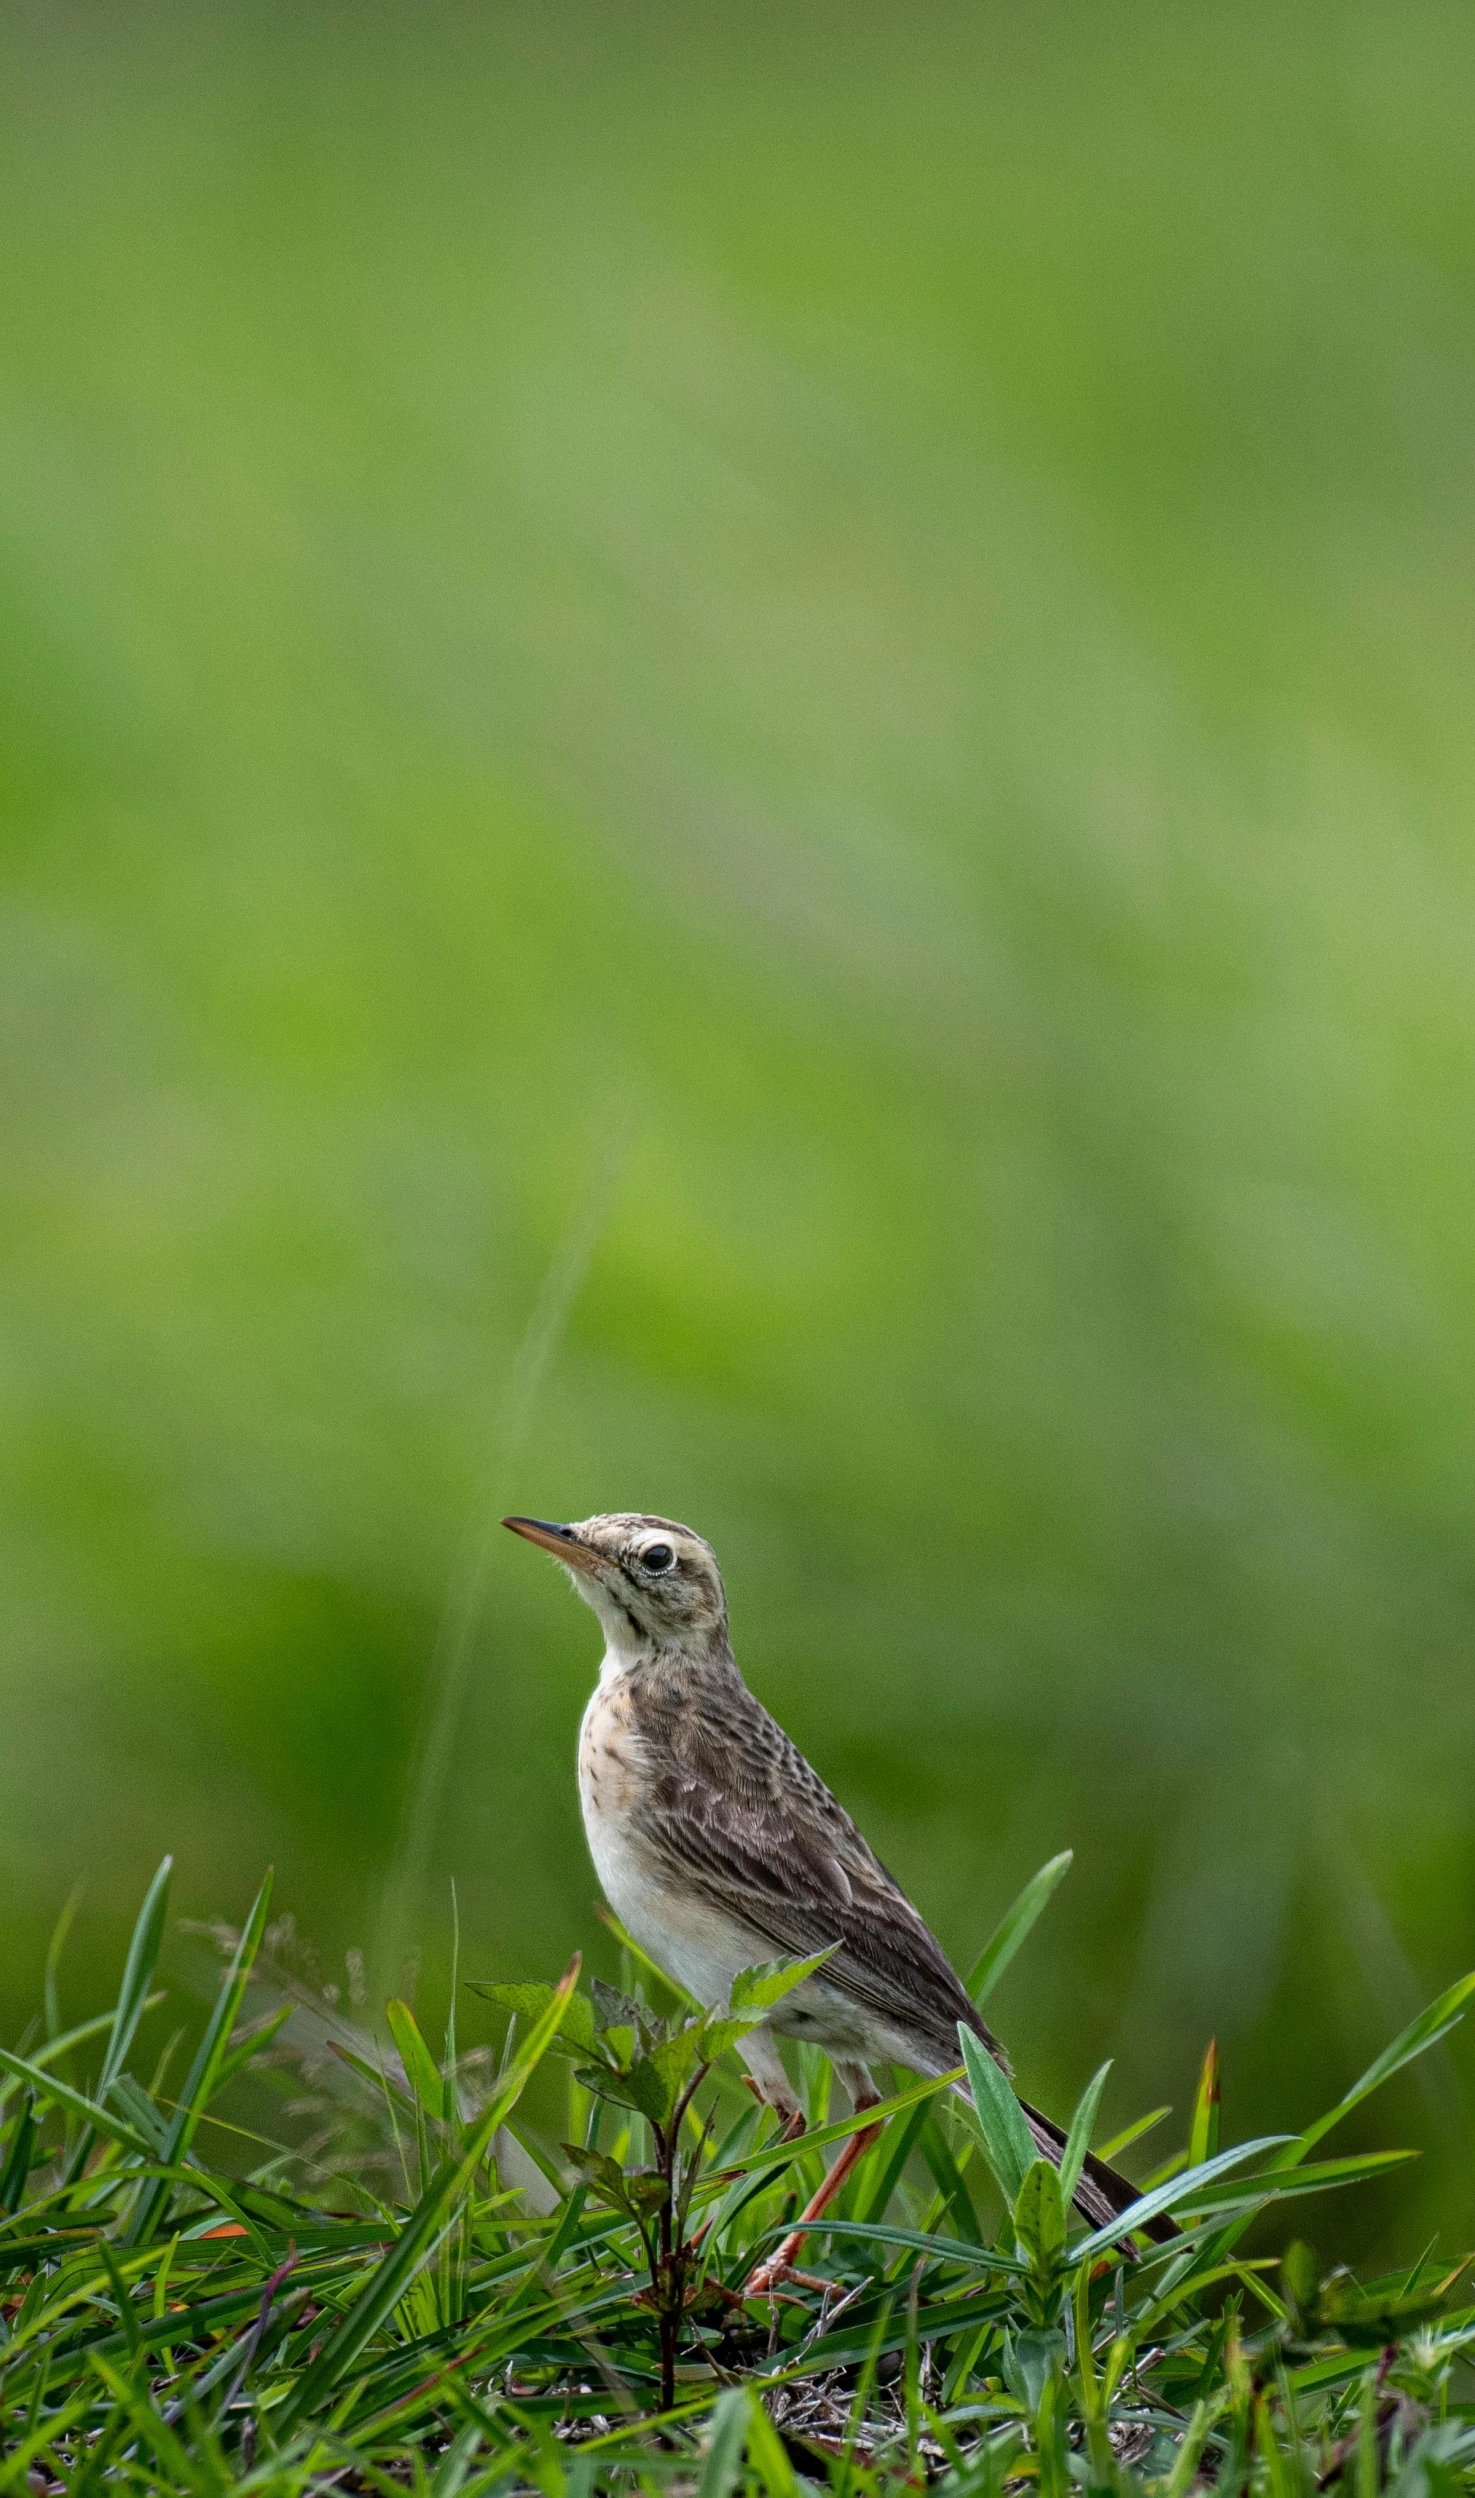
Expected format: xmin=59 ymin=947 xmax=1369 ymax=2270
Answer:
xmin=1 ymin=1 xmax=1473 ymax=2263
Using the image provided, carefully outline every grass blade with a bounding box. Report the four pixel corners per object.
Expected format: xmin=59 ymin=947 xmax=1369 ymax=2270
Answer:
xmin=966 ymin=1853 xmax=1073 ymax=2006
xmin=443 ymin=1879 xmax=460 ymax=2129
xmin=1072 ymin=2134 xmax=1294 ymax=2256
xmin=780 ymin=2214 xmax=1025 ymax=2271
xmin=1097 ymin=2104 xmax=1172 ymax=2163
xmin=126 ymin=1870 xmax=274 ymax=2244
xmin=0 ymin=2002 xmax=165 ymax=2121
xmin=957 ymin=2026 xmax=1035 ymax=2207
xmin=698 ymin=2069 xmax=959 ymax=2192
xmin=43 ymin=1882 xmax=85 ymax=2049
xmin=1187 ymin=2040 xmax=1220 ymax=2170
xmin=1184 ymin=2148 xmax=1418 ymax=2204
xmin=208 ymin=2001 xmax=292 ymax=2101
xmin=1275 ymin=1974 xmax=1475 ymax=2168
xmin=698 ymin=2384 xmax=751 ymax=2498
xmin=278 ymin=1955 xmax=580 ymax=2426
xmin=0 ymin=2045 xmax=154 ymax=2157
xmin=98 ymin=1857 xmax=173 ymax=2103
xmin=1058 ymin=2060 xmax=1111 ymax=2209
xmin=388 ymin=1999 xmax=445 ymax=2122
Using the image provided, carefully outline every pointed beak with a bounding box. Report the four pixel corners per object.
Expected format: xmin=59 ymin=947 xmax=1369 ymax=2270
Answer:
xmin=502 ymin=1516 xmax=602 ymax=1574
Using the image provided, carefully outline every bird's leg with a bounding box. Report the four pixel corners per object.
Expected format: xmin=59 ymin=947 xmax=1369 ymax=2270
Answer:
xmin=744 ymin=2065 xmax=883 ymax=2300
xmin=741 ymin=2074 xmax=807 ymax=2141
xmin=690 ymin=2029 xmax=808 ymax=2255
xmin=738 ymin=2021 xmax=808 ymax=2140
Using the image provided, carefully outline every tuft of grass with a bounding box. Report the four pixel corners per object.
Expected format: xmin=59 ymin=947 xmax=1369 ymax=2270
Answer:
xmin=1 ymin=1860 xmax=1472 ymax=2495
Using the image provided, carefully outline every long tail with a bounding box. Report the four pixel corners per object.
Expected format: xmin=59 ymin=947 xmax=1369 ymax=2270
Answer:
xmin=1017 ymin=2095 xmax=1178 ymax=2245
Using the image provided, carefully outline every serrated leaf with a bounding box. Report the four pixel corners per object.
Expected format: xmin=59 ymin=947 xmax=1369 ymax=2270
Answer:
xmin=572 ymin=2060 xmax=649 ymax=2112
xmin=561 ymin=2142 xmax=631 ymax=2209
xmin=728 ymin=1946 xmax=840 ymax=2016
xmin=696 ymin=2016 xmax=752 ymax=2064
xmin=591 ymin=1978 xmax=645 ymax=2033
xmin=654 ymin=2025 xmax=706 ymax=2099
xmin=958 ymin=2026 xmax=1036 ymax=2207
xmin=561 ymin=2141 xmax=668 ymax=2227
xmin=624 ymin=2033 xmax=698 ymax=2128
xmin=466 ymin=1979 xmax=552 ymax=2019
xmin=623 ymin=2060 xmax=670 ymax=2126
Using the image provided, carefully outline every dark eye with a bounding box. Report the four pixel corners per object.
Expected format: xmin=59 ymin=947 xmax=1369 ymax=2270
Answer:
xmin=640 ymin=1542 xmax=676 ymax=1574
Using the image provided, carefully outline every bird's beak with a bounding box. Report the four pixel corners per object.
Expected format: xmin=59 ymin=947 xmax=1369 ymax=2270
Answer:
xmin=502 ymin=1516 xmax=602 ymax=1574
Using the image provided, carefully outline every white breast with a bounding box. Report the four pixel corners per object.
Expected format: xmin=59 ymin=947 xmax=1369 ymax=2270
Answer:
xmin=577 ymin=1660 xmax=764 ymax=2011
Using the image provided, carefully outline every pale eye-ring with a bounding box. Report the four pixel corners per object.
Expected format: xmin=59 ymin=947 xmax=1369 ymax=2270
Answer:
xmin=640 ymin=1541 xmax=676 ymax=1574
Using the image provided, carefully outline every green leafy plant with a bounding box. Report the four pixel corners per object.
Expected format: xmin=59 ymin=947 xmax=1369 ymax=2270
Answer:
xmin=0 ymin=1858 xmax=1471 ymax=2498
xmin=472 ymin=1945 xmax=838 ymax=2410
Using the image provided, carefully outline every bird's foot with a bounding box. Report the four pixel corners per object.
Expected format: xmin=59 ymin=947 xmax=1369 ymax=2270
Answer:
xmin=744 ymin=2243 xmax=833 ymax=2299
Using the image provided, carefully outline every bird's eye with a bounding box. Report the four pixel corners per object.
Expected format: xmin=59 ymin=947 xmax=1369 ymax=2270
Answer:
xmin=640 ymin=1542 xmax=676 ymax=1574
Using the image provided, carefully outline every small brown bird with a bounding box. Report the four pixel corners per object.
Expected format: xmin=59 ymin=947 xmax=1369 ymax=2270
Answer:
xmin=504 ymin=1510 xmax=1164 ymax=2283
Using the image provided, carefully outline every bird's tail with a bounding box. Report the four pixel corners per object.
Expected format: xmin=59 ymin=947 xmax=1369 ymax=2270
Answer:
xmin=1016 ymin=2095 xmax=1178 ymax=2246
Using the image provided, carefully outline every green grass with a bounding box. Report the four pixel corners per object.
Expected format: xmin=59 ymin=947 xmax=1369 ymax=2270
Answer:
xmin=2 ymin=1864 xmax=1471 ymax=2493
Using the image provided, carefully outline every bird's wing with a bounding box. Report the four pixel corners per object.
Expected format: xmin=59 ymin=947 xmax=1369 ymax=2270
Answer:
xmin=631 ymin=1676 xmax=1004 ymax=2068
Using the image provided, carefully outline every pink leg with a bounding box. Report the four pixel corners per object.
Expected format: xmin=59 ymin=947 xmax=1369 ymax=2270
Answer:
xmin=744 ymin=2098 xmax=883 ymax=2298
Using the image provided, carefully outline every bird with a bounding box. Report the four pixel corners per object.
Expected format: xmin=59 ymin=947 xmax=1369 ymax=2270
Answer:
xmin=503 ymin=1509 xmax=1169 ymax=2287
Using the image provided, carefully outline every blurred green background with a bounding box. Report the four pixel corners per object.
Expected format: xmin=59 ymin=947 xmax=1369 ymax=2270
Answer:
xmin=3 ymin=0 xmax=1474 ymax=2257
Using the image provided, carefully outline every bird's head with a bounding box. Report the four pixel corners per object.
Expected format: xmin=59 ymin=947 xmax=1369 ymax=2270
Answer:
xmin=502 ymin=1511 xmax=729 ymax=1655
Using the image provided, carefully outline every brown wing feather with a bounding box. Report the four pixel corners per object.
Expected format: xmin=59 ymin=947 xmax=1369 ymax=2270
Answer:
xmin=625 ymin=1660 xmax=1175 ymax=2246
xmin=627 ymin=1666 xmax=1008 ymax=2069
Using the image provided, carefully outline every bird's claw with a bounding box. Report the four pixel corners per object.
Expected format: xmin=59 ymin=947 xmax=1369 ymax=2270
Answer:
xmin=743 ymin=2249 xmax=829 ymax=2299
xmin=739 ymin=2078 xmax=807 ymax=2142
xmin=743 ymin=2225 xmax=833 ymax=2299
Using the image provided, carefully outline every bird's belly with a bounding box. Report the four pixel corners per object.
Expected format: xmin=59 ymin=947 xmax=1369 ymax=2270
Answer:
xmin=768 ymin=1980 xmax=931 ymax=2069
xmin=584 ymin=1812 xmax=759 ymax=2009
xmin=578 ymin=1681 xmax=764 ymax=2011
